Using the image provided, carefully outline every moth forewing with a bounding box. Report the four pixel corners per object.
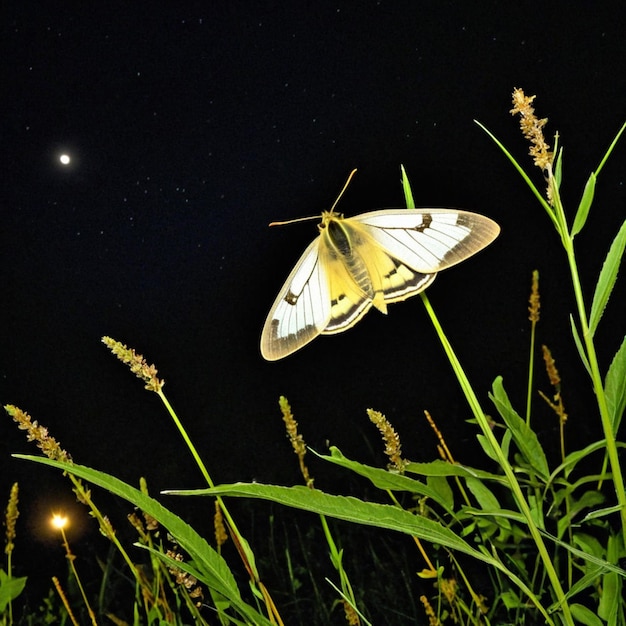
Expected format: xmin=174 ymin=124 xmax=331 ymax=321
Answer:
xmin=354 ymin=209 xmax=500 ymax=273
xmin=260 ymin=238 xmax=331 ymax=361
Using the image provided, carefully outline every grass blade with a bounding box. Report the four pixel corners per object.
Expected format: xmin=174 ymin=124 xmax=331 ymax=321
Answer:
xmin=489 ymin=377 xmax=549 ymax=479
xmin=400 ymin=164 xmax=415 ymax=209
xmin=570 ymin=315 xmax=592 ymax=375
xmin=589 ymin=219 xmax=626 ymax=337
xmin=570 ymin=173 xmax=595 ymax=238
xmin=604 ymin=335 xmax=626 ymax=432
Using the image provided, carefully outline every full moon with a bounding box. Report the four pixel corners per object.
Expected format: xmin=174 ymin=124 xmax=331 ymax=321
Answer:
xmin=59 ymin=154 xmax=71 ymax=165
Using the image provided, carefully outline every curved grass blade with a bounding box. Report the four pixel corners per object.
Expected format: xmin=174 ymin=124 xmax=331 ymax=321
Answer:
xmin=589 ymin=219 xmax=626 ymax=337
xmin=605 ymin=335 xmax=626 ymax=432
xmin=570 ymin=315 xmax=592 ymax=375
xmin=571 ymin=173 xmax=595 ymax=238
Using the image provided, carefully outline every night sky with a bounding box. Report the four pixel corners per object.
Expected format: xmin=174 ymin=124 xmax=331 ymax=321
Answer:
xmin=2 ymin=1 xmax=625 ymax=612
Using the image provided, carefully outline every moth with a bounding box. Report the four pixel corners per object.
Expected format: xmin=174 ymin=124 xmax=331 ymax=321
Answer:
xmin=261 ymin=171 xmax=500 ymax=361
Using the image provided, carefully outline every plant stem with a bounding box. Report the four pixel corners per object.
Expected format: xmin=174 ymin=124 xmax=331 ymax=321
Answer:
xmin=60 ymin=526 xmax=99 ymax=626
xmin=526 ymin=317 xmax=537 ymax=425
xmin=562 ymin=237 xmax=626 ymax=543
xmin=156 ymin=388 xmax=284 ymax=625
xmin=420 ymin=292 xmax=573 ymax=626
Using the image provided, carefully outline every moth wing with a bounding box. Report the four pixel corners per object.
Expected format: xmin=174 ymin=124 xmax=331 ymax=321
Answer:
xmin=354 ymin=209 xmax=500 ymax=272
xmin=352 ymin=209 xmax=499 ymax=303
xmin=260 ymin=238 xmax=332 ymax=361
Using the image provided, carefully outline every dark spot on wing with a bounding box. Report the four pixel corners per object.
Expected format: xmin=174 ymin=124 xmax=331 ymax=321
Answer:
xmin=414 ymin=213 xmax=432 ymax=233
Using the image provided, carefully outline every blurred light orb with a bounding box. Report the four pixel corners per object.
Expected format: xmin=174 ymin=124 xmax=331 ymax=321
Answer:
xmin=59 ymin=154 xmax=71 ymax=165
xmin=51 ymin=513 xmax=69 ymax=529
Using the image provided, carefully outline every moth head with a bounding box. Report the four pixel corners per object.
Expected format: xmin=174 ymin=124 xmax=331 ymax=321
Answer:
xmin=318 ymin=209 xmax=344 ymax=231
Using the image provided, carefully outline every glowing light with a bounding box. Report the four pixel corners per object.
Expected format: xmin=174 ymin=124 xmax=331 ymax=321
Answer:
xmin=59 ymin=154 xmax=71 ymax=165
xmin=51 ymin=513 xmax=69 ymax=529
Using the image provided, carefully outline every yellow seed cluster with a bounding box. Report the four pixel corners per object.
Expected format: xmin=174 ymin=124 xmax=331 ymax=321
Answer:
xmin=540 ymin=345 xmax=568 ymax=425
xmin=279 ymin=396 xmax=313 ymax=487
xmin=419 ymin=594 xmax=442 ymax=626
xmin=510 ymin=88 xmax=553 ymax=171
xmin=342 ymin=600 xmax=360 ymax=625
xmin=5 ymin=405 xmax=72 ymax=463
xmin=542 ymin=345 xmax=561 ymax=388
xmin=528 ymin=270 xmax=541 ymax=324
xmin=166 ymin=549 xmax=204 ymax=603
xmin=214 ymin=500 xmax=228 ymax=548
xmin=4 ymin=482 xmax=19 ymax=556
xmin=367 ymin=409 xmax=407 ymax=472
xmin=102 ymin=336 xmax=164 ymax=392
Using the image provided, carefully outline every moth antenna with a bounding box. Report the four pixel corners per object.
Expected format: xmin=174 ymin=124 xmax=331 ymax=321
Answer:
xmin=269 ymin=168 xmax=358 ymax=227
xmin=329 ymin=168 xmax=358 ymax=213
xmin=269 ymin=215 xmax=320 ymax=227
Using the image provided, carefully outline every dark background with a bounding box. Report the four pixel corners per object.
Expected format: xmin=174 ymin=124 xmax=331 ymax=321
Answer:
xmin=2 ymin=1 xmax=625 ymax=618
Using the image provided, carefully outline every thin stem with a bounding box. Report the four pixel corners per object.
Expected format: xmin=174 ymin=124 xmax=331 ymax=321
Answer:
xmin=526 ymin=319 xmax=537 ymax=425
xmin=156 ymin=390 xmax=213 ymax=487
xmin=156 ymin=388 xmax=284 ymax=624
xmin=60 ymin=527 xmax=99 ymax=626
xmin=564 ymin=239 xmax=626 ymax=541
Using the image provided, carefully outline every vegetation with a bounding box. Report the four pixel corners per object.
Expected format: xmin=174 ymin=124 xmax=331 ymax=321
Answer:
xmin=3 ymin=89 xmax=625 ymax=625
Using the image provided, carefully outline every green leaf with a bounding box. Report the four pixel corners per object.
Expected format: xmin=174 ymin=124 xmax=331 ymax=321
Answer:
xmin=538 ymin=531 xmax=626 ymax=580
xmin=605 ymin=335 xmax=626 ymax=432
xmin=553 ymin=145 xmax=563 ymax=188
xmin=400 ymin=164 xmax=415 ymax=209
xmin=589 ymin=219 xmax=626 ymax=337
xmin=557 ymin=490 xmax=605 ymax=538
xmin=598 ymin=533 xmax=623 ymax=623
xmin=580 ymin=504 xmax=625 ymax=523
xmin=570 ymin=314 xmax=592 ymax=375
xmin=12 ymin=455 xmax=274 ymax=626
xmin=465 ymin=477 xmax=501 ymax=512
xmin=489 ymin=377 xmax=550 ymax=479
xmin=401 ymin=459 xmax=503 ymax=481
xmin=199 ymin=482 xmax=483 ymax=556
xmin=475 ymin=120 xmax=557 ymax=226
xmin=316 ymin=448 xmax=457 ymax=513
xmin=595 ymin=120 xmax=626 ymax=177
xmin=475 ymin=433 xmax=499 ymax=462
xmin=551 ymin=439 xmax=609 ymax=482
xmin=573 ymin=532 xmax=605 ymax=559
xmin=194 ymin=480 xmax=554 ymax=620
xmin=570 ymin=603 xmax=606 ymax=626
xmin=426 ymin=475 xmax=454 ymax=510
xmin=500 ymin=589 xmax=524 ymax=609
xmin=500 ymin=428 xmax=513 ymax=460
xmin=570 ymin=172 xmax=595 ymax=238
xmin=0 ymin=569 xmax=27 ymax=611
xmin=562 ymin=564 xmax=604 ymax=601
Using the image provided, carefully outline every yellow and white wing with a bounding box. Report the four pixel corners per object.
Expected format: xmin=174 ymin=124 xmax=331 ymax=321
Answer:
xmin=260 ymin=209 xmax=500 ymax=361
xmin=260 ymin=238 xmax=331 ymax=361
xmin=352 ymin=209 xmax=500 ymax=284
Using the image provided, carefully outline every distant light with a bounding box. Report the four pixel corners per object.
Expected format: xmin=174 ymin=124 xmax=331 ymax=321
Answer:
xmin=51 ymin=513 xmax=69 ymax=529
xmin=59 ymin=154 xmax=71 ymax=165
